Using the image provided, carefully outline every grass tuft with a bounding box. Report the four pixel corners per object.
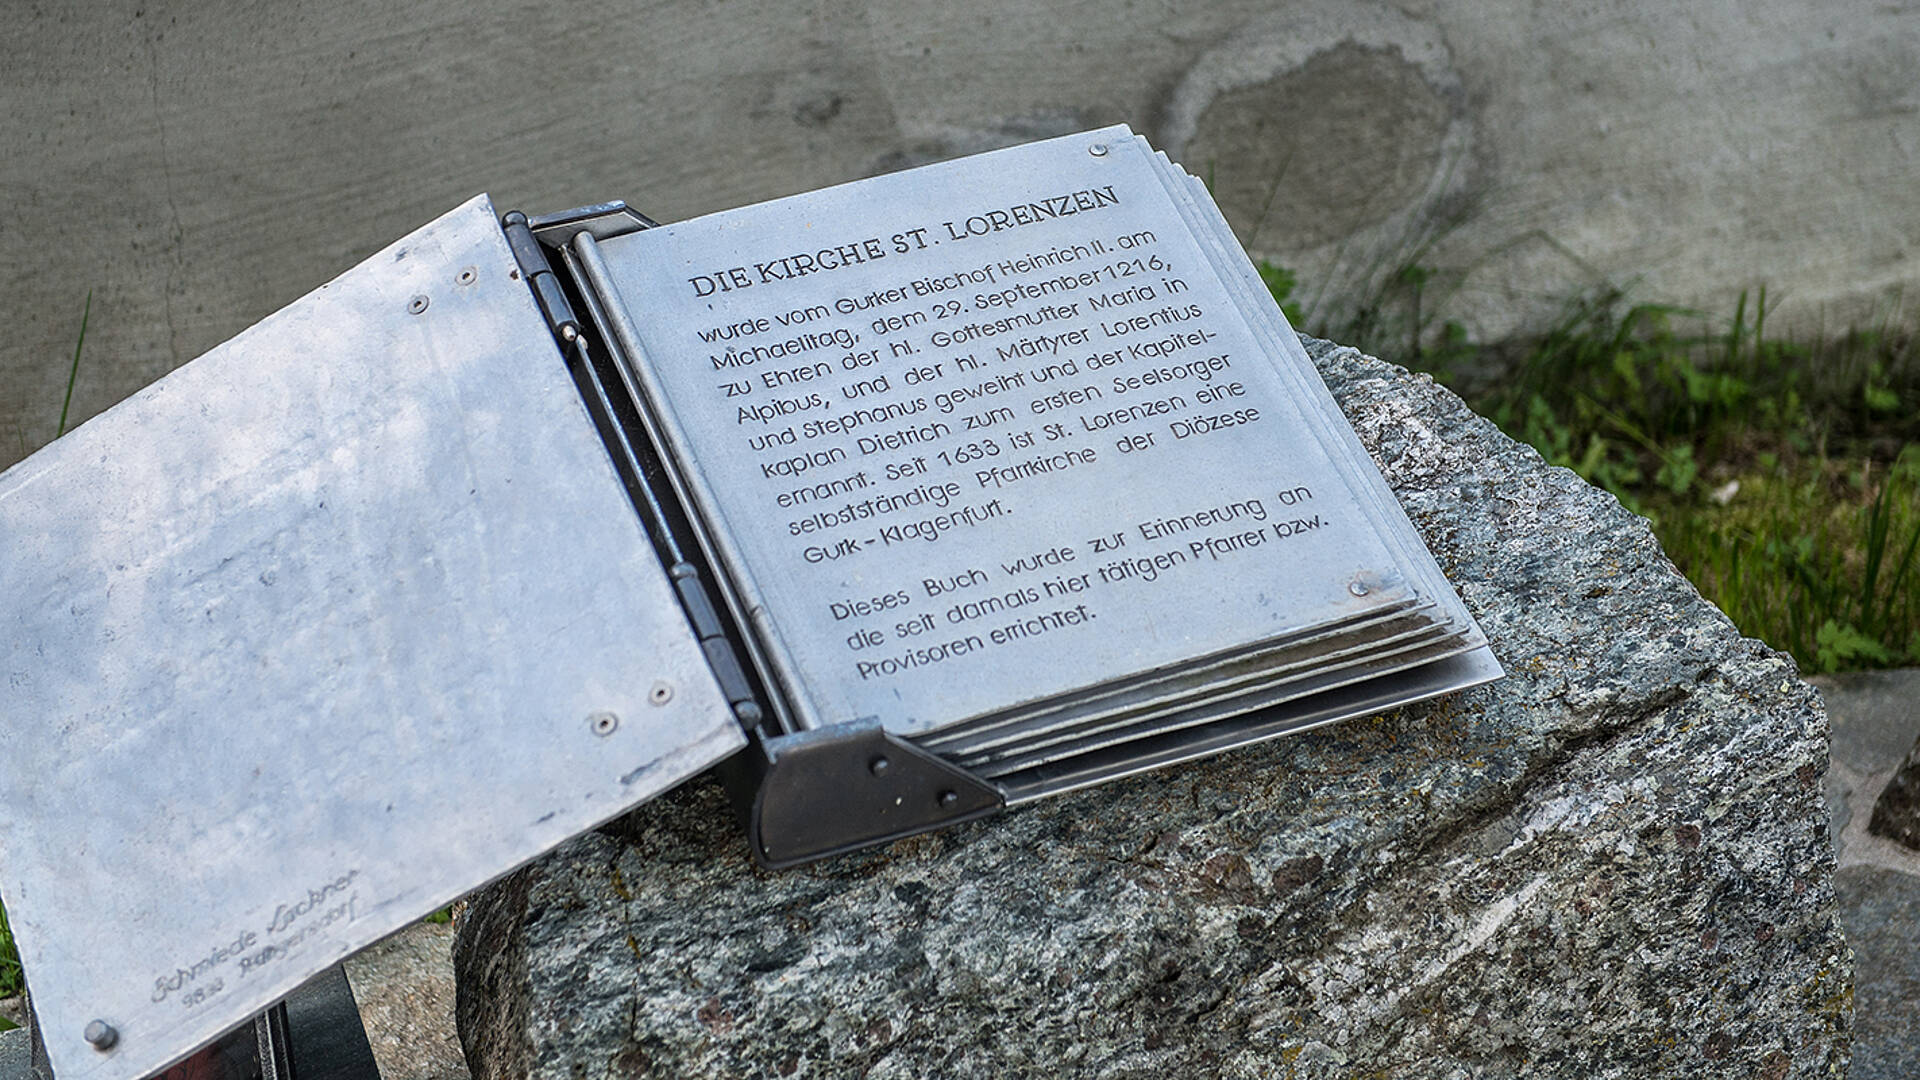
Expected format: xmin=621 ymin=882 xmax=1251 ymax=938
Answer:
xmin=58 ymin=288 xmax=92 ymax=437
xmin=1266 ymin=264 xmax=1920 ymax=673
xmin=0 ymin=292 xmax=100 ymax=1013
xmin=1 ymin=895 xmax=22 ymax=1005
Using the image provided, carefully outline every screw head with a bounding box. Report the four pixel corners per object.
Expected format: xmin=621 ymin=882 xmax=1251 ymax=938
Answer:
xmin=868 ymin=755 xmax=891 ymax=777
xmin=84 ymin=1020 xmax=118 ymax=1051
xmin=589 ymin=711 xmax=619 ymax=737
xmin=938 ymin=789 xmax=960 ymax=807
xmin=456 ymin=266 xmax=478 ymax=286
xmin=407 ymin=294 xmax=430 ymax=315
xmin=1089 ymin=143 xmax=1108 ymax=157
xmin=648 ymin=681 xmax=674 ymax=706
xmin=1348 ymin=581 xmax=1370 ymax=597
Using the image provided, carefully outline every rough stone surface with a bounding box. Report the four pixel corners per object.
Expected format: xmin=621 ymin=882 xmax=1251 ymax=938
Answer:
xmin=1834 ymin=867 xmax=1920 ymax=1080
xmin=1868 ymin=735 xmax=1920 ymax=852
xmin=6 ymin=2 xmax=1919 ymax=473
xmin=452 ymin=338 xmax=1850 ymax=1079
xmin=345 ymin=921 xmax=470 ymax=1080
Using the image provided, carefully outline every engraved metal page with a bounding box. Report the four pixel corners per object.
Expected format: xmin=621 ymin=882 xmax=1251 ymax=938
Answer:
xmin=589 ymin=127 xmax=1414 ymax=738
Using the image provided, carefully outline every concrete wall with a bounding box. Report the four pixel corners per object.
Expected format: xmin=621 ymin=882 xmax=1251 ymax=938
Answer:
xmin=4 ymin=0 xmax=1916 ymax=470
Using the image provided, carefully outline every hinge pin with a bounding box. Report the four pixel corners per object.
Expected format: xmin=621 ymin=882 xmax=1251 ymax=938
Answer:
xmin=501 ymin=210 xmax=581 ymax=345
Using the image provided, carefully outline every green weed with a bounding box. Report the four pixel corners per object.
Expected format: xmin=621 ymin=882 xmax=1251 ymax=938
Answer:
xmin=1656 ymin=452 xmax=1920 ymax=672
xmin=0 ymin=290 xmax=101 ymax=1014
xmin=1272 ymin=267 xmax=1920 ymax=673
xmin=1 ymin=894 xmax=22 ymax=1006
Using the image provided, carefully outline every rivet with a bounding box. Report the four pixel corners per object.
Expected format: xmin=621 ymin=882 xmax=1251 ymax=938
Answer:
xmin=407 ymin=294 xmax=430 ymax=315
xmin=589 ymin=711 xmax=619 ymax=737
xmin=84 ymin=1020 xmax=118 ymax=1051
xmin=1089 ymin=143 xmax=1108 ymax=157
xmin=1349 ymin=581 xmax=1370 ymax=597
xmin=938 ymin=789 xmax=959 ymax=807
xmin=869 ymin=755 xmax=891 ymax=777
xmin=648 ymin=681 xmax=674 ymax=706
xmin=456 ymin=266 xmax=478 ymax=286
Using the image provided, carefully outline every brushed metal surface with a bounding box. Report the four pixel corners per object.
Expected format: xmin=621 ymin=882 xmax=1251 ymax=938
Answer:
xmin=582 ymin=126 xmax=1425 ymax=739
xmin=0 ymin=197 xmax=741 ymax=1080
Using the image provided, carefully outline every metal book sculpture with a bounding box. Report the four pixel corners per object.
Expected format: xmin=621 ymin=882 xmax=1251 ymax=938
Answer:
xmin=0 ymin=127 xmax=1497 ymax=1080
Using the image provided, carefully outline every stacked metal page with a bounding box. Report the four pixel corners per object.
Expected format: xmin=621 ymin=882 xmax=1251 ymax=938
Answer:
xmin=569 ymin=125 xmax=1501 ymax=802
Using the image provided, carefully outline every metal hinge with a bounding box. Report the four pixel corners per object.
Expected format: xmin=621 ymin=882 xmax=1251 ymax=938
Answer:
xmin=511 ymin=202 xmax=770 ymax=739
xmin=500 ymin=210 xmax=582 ymax=347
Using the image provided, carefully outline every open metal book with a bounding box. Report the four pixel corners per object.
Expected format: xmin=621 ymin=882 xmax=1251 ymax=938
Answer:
xmin=0 ymin=126 xmax=1497 ymax=1080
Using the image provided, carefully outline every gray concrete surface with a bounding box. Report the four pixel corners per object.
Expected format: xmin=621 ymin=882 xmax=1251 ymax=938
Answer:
xmin=5 ymin=1 xmax=1918 ymax=472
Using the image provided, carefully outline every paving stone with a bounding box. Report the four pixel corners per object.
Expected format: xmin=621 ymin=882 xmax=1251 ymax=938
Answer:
xmin=1811 ymin=670 xmax=1920 ymax=778
xmin=1869 ymin=736 xmax=1920 ymax=853
xmin=344 ymin=921 xmax=468 ymax=1080
xmin=1810 ymin=670 xmax=1920 ymax=845
xmin=0 ymin=1027 xmax=29 ymax=1080
xmin=1834 ymin=866 xmax=1920 ymax=1080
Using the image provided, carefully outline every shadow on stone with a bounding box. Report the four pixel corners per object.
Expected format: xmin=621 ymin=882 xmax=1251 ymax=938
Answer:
xmin=1869 ymin=734 xmax=1920 ymax=852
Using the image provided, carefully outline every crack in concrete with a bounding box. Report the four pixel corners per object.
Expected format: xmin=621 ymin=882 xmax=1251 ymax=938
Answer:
xmin=145 ymin=26 xmax=185 ymax=367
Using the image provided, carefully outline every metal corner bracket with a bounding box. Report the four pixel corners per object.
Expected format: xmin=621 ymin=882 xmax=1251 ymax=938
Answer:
xmin=746 ymin=724 xmax=1004 ymax=869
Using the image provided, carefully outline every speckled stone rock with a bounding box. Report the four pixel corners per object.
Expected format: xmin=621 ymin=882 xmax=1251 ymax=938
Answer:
xmin=1868 ymin=733 xmax=1920 ymax=851
xmin=453 ymin=337 xmax=1852 ymax=1079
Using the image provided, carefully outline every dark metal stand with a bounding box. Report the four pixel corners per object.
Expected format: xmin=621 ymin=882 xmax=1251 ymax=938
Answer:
xmin=17 ymin=966 xmax=379 ymax=1080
